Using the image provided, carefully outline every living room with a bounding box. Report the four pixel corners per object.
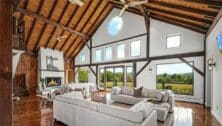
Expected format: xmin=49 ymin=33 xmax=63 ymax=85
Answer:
xmin=0 ymin=0 xmax=222 ymax=126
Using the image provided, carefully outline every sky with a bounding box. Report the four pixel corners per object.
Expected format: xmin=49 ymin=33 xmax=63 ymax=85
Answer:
xmin=157 ymin=62 xmax=193 ymax=75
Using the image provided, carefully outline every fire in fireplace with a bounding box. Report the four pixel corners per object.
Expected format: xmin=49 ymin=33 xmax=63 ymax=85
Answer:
xmin=45 ymin=77 xmax=62 ymax=87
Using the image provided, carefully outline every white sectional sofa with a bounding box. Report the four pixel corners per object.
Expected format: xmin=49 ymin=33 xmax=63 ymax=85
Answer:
xmin=53 ymin=92 xmax=157 ymax=126
xmin=111 ymin=87 xmax=175 ymax=122
xmin=67 ymin=83 xmax=97 ymax=91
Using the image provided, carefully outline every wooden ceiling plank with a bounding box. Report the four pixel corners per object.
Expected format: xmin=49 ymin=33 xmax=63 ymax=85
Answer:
xmin=33 ymin=0 xmax=60 ymax=51
xmin=25 ymin=0 xmax=44 ymax=50
xmin=150 ymin=14 xmax=207 ymax=34
xmin=145 ymin=4 xmax=214 ymax=24
xmin=59 ymin=0 xmax=94 ymax=51
xmin=47 ymin=6 xmax=79 ymax=49
xmin=67 ymin=2 xmax=109 ymax=57
xmin=17 ymin=7 xmax=89 ymax=39
xmin=44 ymin=1 xmax=70 ymax=49
xmin=148 ymin=0 xmax=219 ymax=15
xmin=70 ymin=4 xmax=114 ymax=58
xmin=65 ymin=0 xmax=103 ymax=56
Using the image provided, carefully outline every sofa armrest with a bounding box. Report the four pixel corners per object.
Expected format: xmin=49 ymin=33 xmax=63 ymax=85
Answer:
xmin=111 ymin=86 xmax=121 ymax=95
xmin=168 ymin=93 xmax=175 ymax=112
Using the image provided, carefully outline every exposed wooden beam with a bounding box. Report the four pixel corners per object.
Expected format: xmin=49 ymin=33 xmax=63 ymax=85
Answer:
xmin=25 ymin=0 xmax=44 ymax=49
xmin=71 ymin=4 xmax=114 ymax=57
xmin=45 ymin=1 xmax=70 ymax=49
xmin=45 ymin=6 xmax=79 ymax=50
xmin=206 ymin=8 xmax=222 ymax=37
xmin=71 ymin=2 xmax=113 ymax=56
xmin=75 ymin=51 xmax=204 ymax=67
xmin=88 ymin=66 xmax=96 ymax=76
xmin=92 ymin=33 xmax=148 ymax=48
xmin=144 ymin=4 xmax=213 ymax=24
xmin=0 ymin=0 xmax=13 ymax=125
xmin=133 ymin=62 xmax=137 ymax=87
xmin=64 ymin=0 xmax=99 ymax=56
xmin=33 ymin=0 xmax=60 ymax=51
xmin=179 ymin=57 xmax=205 ymax=77
xmin=17 ymin=7 xmax=89 ymax=39
xmin=59 ymin=0 xmax=93 ymax=51
xmin=148 ymin=0 xmax=219 ymax=17
xmin=136 ymin=60 xmax=152 ymax=76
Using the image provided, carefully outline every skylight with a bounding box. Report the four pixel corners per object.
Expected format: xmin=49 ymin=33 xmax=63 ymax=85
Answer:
xmin=108 ymin=16 xmax=123 ymax=36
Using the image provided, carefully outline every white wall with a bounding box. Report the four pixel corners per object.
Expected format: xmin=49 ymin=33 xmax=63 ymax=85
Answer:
xmin=74 ymin=8 xmax=205 ymax=104
xmin=92 ymin=8 xmax=146 ymax=46
xmin=206 ymin=17 xmax=222 ymax=124
xmin=150 ymin=19 xmax=204 ymax=57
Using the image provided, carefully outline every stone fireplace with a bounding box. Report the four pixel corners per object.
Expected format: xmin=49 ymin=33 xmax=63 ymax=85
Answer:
xmin=45 ymin=77 xmax=62 ymax=87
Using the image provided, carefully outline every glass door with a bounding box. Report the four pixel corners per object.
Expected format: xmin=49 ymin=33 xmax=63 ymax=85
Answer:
xmin=114 ymin=67 xmax=124 ymax=87
xmin=105 ymin=67 xmax=114 ymax=91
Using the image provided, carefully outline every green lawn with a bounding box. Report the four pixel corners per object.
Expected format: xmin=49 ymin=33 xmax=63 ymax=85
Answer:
xmin=157 ymin=83 xmax=193 ymax=95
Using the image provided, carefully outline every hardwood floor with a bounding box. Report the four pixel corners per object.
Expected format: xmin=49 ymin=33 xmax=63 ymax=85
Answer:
xmin=13 ymin=95 xmax=221 ymax=126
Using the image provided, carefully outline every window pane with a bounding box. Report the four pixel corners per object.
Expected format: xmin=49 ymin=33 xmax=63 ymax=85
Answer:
xmin=167 ymin=35 xmax=181 ymax=48
xmin=114 ymin=67 xmax=123 ymax=87
xmin=131 ymin=41 xmax=141 ymax=57
xmin=95 ymin=49 xmax=102 ymax=62
xmin=117 ymin=44 xmax=125 ymax=59
xmin=126 ymin=67 xmax=133 ymax=88
xmin=156 ymin=62 xmax=193 ymax=95
xmin=81 ymin=54 xmax=85 ymax=62
xmin=99 ymin=68 xmax=105 ymax=89
xmin=78 ymin=70 xmax=88 ymax=83
xmin=106 ymin=68 xmax=114 ymax=89
xmin=105 ymin=47 xmax=112 ymax=61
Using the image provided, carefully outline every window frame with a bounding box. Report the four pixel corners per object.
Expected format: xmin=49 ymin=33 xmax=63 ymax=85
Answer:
xmin=95 ymin=49 xmax=102 ymax=62
xmin=130 ymin=40 xmax=141 ymax=57
xmin=156 ymin=61 xmax=194 ymax=96
xmin=116 ymin=43 xmax=125 ymax=59
xmin=105 ymin=46 xmax=112 ymax=61
xmin=166 ymin=34 xmax=182 ymax=49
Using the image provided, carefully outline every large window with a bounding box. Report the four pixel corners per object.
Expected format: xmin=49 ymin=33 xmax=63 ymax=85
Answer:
xmin=126 ymin=66 xmax=133 ymax=87
xmin=95 ymin=49 xmax=102 ymax=62
xmin=78 ymin=70 xmax=89 ymax=83
xmin=105 ymin=47 xmax=112 ymax=61
xmin=117 ymin=44 xmax=125 ymax=59
xmin=156 ymin=62 xmax=193 ymax=95
xmin=166 ymin=35 xmax=181 ymax=49
xmin=131 ymin=40 xmax=141 ymax=57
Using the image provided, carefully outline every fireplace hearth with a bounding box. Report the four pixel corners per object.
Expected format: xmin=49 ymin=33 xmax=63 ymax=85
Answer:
xmin=45 ymin=77 xmax=62 ymax=87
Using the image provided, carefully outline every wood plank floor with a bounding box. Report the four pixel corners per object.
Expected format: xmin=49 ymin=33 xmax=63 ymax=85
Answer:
xmin=13 ymin=95 xmax=221 ymax=126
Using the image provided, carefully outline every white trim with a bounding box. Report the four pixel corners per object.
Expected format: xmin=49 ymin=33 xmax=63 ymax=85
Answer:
xmin=211 ymin=110 xmax=222 ymax=125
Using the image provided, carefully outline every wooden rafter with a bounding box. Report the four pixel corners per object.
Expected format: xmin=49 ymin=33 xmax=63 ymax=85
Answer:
xmin=45 ymin=1 xmax=70 ymax=49
xmin=56 ymin=0 xmax=93 ymax=51
xmin=44 ymin=5 xmax=79 ymax=49
xmin=33 ymin=0 xmax=60 ymax=51
xmin=70 ymin=3 xmax=113 ymax=58
xmin=17 ymin=7 xmax=89 ymax=39
xmin=25 ymin=0 xmax=44 ymax=48
xmin=64 ymin=0 xmax=103 ymax=56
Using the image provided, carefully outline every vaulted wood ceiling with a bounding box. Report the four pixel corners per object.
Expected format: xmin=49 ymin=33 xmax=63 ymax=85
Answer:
xmin=13 ymin=0 xmax=222 ymax=58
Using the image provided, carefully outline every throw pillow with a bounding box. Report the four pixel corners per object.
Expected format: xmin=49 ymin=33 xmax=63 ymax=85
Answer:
xmin=121 ymin=87 xmax=128 ymax=95
xmin=134 ymin=87 xmax=143 ymax=97
xmin=162 ymin=91 xmax=170 ymax=102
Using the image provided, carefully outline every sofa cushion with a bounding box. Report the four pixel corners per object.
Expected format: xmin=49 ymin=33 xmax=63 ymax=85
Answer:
xmin=121 ymin=87 xmax=134 ymax=96
xmin=134 ymin=87 xmax=143 ymax=97
xmin=111 ymin=86 xmax=121 ymax=95
xmin=98 ymin=103 xmax=144 ymax=123
xmin=162 ymin=91 xmax=171 ymax=102
xmin=77 ymin=99 xmax=98 ymax=111
xmin=111 ymin=94 xmax=143 ymax=105
xmin=130 ymin=101 xmax=154 ymax=118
